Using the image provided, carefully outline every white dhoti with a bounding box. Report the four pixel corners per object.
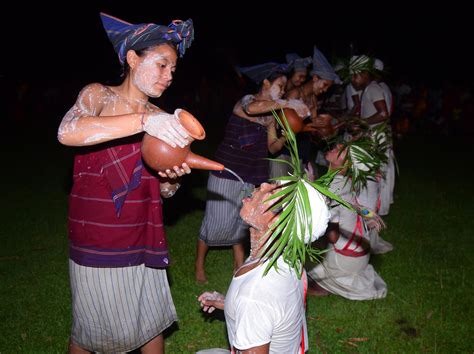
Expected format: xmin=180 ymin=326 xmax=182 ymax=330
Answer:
xmin=307 ymin=175 xmax=388 ymax=300
xmin=378 ymin=148 xmax=395 ymax=216
xmin=357 ymin=180 xmax=394 ymax=254
xmin=307 ymin=248 xmax=387 ymax=300
xmin=369 ymin=228 xmax=394 ymax=254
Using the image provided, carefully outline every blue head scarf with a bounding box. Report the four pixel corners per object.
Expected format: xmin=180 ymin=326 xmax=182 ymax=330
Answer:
xmin=238 ymin=62 xmax=289 ymax=84
xmin=100 ymin=12 xmax=194 ymax=65
xmin=285 ymin=53 xmax=311 ymax=72
xmin=310 ymin=46 xmax=341 ymax=84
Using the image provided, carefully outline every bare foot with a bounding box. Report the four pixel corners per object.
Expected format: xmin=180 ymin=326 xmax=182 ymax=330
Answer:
xmin=307 ymin=281 xmax=330 ymax=297
xmin=195 ymin=270 xmax=208 ymax=284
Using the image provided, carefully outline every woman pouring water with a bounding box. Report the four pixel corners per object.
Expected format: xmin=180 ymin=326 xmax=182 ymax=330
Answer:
xmin=194 ymin=62 xmax=310 ymax=283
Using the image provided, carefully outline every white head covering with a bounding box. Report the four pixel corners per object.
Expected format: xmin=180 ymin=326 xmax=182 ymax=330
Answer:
xmin=278 ymin=180 xmax=330 ymax=245
xmin=299 ymin=181 xmax=331 ymax=244
xmin=374 ymin=58 xmax=384 ymax=71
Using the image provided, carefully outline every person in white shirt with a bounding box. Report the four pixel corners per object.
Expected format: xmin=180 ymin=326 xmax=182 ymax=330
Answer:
xmin=344 ymin=82 xmax=363 ymax=115
xmin=307 ymin=143 xmax=388 ymax=299
xmin=350 ymin=57 xmax=394 ymax=252
xmin=373 ymin=58 xmax=396 ymax=216
xmin=198 ymin=181 xmax=331 ymax=353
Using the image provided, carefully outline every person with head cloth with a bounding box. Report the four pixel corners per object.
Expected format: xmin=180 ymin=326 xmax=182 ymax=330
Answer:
xmin=373 ymin=57 xmax=396 ymax=216
xmin=57 ymin=12 xmax=194 ymax=353
xmin=306 ymin=141 xmax=388 ymax=299
xmin=282 ymin=46 xmax=342 ymax=180
xmin=349 ymin=55 xmax=394 ymax=253
xmin=285 ymin=53 xmax=311 ymax=92
xmin=194 ymin=62 xmax=310 ymax=284
xmin=266 ymin=53 xmax=312 ymax=179
xmin=193 ymin=116 xmax=367 ymax=353
xmin=197 ymin=178 xmax=331 ymax=353
xmin=286 ymin=46 xmax=342 ymax=121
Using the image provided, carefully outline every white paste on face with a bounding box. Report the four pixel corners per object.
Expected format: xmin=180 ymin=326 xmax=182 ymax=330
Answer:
xmin=132 ymin=49 xmax=177 ymax=98
xmin=269 ymin=77 xmax=287 ymax=100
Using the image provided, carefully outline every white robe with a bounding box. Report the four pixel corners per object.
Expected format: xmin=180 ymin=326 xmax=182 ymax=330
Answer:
xmin=307 ymin=176 xmax=387 ymax=300
xmin=357 ymin=179 xmax=394 ymax=254
xmin=378 ymin=147 xmax=396 ymax=216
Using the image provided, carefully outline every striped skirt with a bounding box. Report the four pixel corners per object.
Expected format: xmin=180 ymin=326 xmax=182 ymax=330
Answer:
xmin=69 ymin=260 xmax=177 ymax=353
xmin=199 ymin=174 xmax=254 ymax=246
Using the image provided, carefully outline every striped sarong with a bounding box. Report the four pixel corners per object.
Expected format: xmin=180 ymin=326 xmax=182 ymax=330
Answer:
xmin=69 ymin=260 xmax=177 ymax=352
xmin=199 ymin=174 xmax=253 ymax=246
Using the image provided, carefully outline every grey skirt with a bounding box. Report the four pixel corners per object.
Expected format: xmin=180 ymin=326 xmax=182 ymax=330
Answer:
xmin=69 ymin=260 xmax=177 ymax=353
xmin=199 ymin=174 xmax=253 ymax=246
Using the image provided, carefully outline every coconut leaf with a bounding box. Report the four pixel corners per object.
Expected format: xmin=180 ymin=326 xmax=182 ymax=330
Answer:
xmin=260 ymin=109 xmax=357 ymax=277
xmin=266 ymin=157 xmax=294 ymax=169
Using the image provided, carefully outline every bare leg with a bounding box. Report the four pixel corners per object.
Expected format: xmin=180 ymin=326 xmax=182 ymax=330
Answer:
xmin=232 ymin=242 xmax=245 ymax=271
xmin=195 ymin=239 xmax=209 ymax=284
xmin=141 ymin=334 xmax=164 ymax=354
xmin=68 ymin=340 xmax=91 ymax=354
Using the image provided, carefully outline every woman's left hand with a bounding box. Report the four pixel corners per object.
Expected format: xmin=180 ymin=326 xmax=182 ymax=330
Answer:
xmin=158 ymin=163 xmax=191 ymax=179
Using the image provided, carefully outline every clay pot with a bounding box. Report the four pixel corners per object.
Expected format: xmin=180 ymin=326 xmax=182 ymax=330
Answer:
xmin=311 ymin=114 xmax=343 ymax=139
xmin=141 ymin=109 xmax=224 ymax=172
xmin=276 ymin=108 xmax=315 ymax=133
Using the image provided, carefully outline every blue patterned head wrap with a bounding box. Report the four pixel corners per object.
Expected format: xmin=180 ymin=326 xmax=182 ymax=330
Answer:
xmin=285 ymin=53 xmax=311 ymax=72
xmin=238 ymin=62 xmax=289 ymax=84
xmin=100 ymin=12 xmax=194 ymax=65
xmin=310 ymin=46 xmax=341 ymax=84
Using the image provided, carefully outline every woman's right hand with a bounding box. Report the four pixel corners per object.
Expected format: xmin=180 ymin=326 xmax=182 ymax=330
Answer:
xmin=143 ymin=110 xmax=190 ymax=148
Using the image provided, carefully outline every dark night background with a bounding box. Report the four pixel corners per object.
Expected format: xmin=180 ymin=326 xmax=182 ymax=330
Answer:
xmin=0 ymin=1 xmax=472 ymax=139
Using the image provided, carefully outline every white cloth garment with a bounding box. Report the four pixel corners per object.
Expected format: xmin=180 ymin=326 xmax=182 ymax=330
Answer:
xmin=307 ymin=175 xmax=387 ymax=300
xmin=360 ymin=81 xmax=386 ymax=120
xmin=224 ymin=257 xmax=307 ymax=353
xmin=344 ymin=83 xmax=362 ymax=111
xmin=360 ymin=80 xmax=395 ymax=216
xmin=308 ymin=247 xmax=387 ymax=300
xmin=379 ymin=81 xmax=393 ymax=115
xmin=378 ymin=147 xmax=396 ymax=215
xmin=356 ymin=179 xmax=394 ymax=254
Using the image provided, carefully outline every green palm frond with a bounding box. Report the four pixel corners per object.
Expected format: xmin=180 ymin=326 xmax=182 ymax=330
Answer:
xmin=261 ymin=110 xmax=355 ymax=277
xmin=340 ymin=125 xmax=390 ymax=192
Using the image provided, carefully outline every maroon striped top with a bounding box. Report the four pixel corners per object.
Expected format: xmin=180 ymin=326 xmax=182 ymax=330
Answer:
xmin=68 ymin=140 xmax=169 ymax=268
xmin=211 ymin=113 xmax=269 ymax=186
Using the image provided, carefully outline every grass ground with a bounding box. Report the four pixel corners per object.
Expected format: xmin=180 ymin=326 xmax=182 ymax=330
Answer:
xmin=0 ymin=129 xmax=473 ymax=353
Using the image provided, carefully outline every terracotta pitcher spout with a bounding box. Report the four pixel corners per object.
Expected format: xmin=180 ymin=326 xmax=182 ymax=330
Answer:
xmin=141 ymin=109 xmax=224 ymax=172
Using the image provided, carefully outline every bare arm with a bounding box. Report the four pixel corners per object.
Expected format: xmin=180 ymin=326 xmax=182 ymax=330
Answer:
xmin=365 ymin=99 xmax=389 ymax=125
xmin=57 ymin=84 xmax=145 ymax=146
xmin=267 ymin=119 xmax=286 ymax=155
xmin=326 ymin=222 xmax=340 ymax=244
xmin=58 ymin=83 xmax=189 ymax=147
xmin=350 ymin=94 xmax=361 ymax=116
xmin=236 ymin=97 xmax=288 ymax=117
